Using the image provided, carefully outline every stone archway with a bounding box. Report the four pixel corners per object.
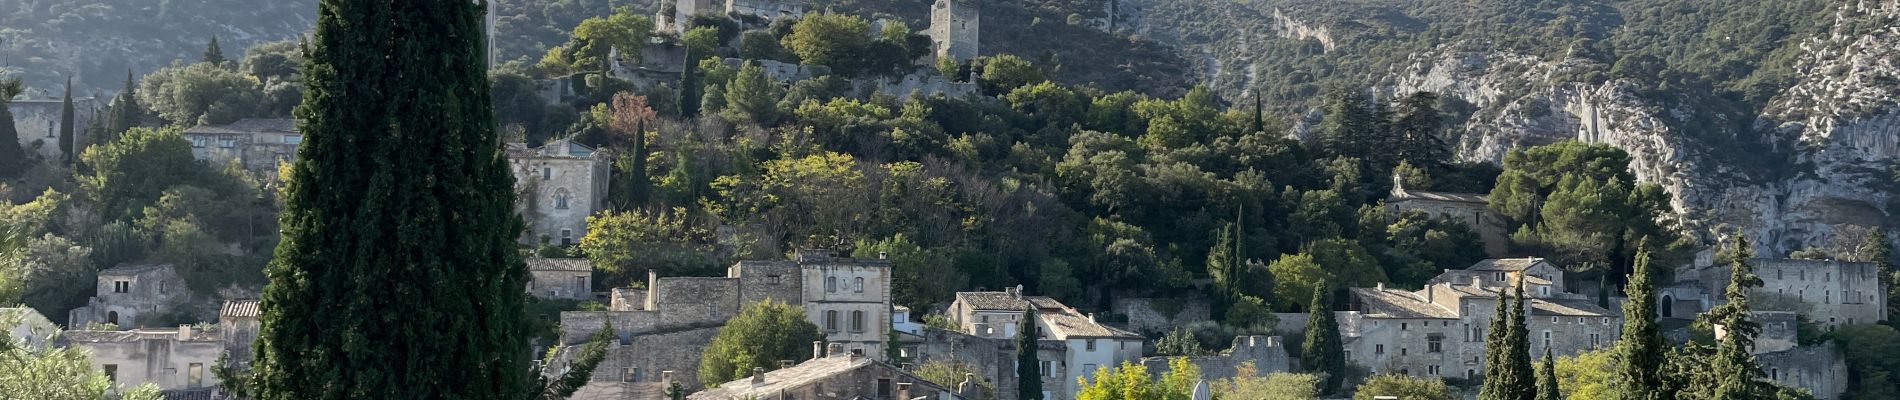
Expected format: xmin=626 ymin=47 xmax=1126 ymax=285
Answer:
xmin=1660 ymin=295 xmax=1675 ymax=318
xmin=107 ymin=311 xmax=119 ymax=325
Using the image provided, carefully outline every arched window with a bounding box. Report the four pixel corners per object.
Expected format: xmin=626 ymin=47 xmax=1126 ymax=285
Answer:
xmin=553 ymin=189 xmax=571 ymax=210
xmin=107 ymin=311 xmax=119 ymax=325
xmin=1660 ymin=295 xmax=1675 ymax=318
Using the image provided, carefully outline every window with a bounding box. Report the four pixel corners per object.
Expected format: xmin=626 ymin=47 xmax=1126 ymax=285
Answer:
xmin=1428 ymin=336 xmax=1443 ymax=353
xmin=573 ymin=276 xmax=587 ymax=294
xmin=107 ymin=312 xmax=118 ymax=325
xmin=767 ymin=275 xmax=782 ymax=285
xmin=1542 ymin=330 xmax=1551 ymax=349
xmin=283 ymin=135 xmax=302 ymax=144
xmin=878 ymin=379 xmax=893 ymax=399
xmin=542 ymin=168 xmax=551 ymax=180
xmin=104 ymin=365 xmax=118 ymax=382
xmin=1463 ymin=323 xmax=1471 ymax=342
xmin=1041 ymin=361 xmax=1052 ymax=376
xmin=1467 ymin=369 xmax=1476 ymax=379
xmin=1428 ymin=365 xmax=1439 ymax=375
xmin=219 ymin=138 xmax=238 ymax=148
xmin=622 ymin=368 xmax=638 ymax=382
xmin=854 ymin=277 xmax=864 ymax=293
xmin=850 ymin=311 xmax=865 ymax=332
xmin=1771 ymin=368 xmax=1780 ymax=380
xmin=1590 ymin=333 xmax=1600 ymax=348
xmin=1375 ymin=344 xmax=1385 ymax=355
xmin=1401 ymin=323 xmax=1408 ymax=330
xmin=189 ymin=363 xmax=204 ymax=387
xmin=553 ymin=190 xmax=571 ymax=210
xmin=114 ymin=281 xmax=130 ymax=293
xmin=1401 ymin=348 xmax=1408 ymax=356
xmin=1551 ymin=316 xmax=1559 ymax=323
xmin=826 ymin=310 xmax=839 ymax=332
xmin=1086 ymin=339 xmax=1097 ymax=351
xmin=1496 ymin=272 xmax=1505 ymax=281
xmin=192 ymin=136 xmax=208 ymax=147
xmin=1539 ymin=286 xmax=1550 ymax=296
xmin=560 ymin=229 xmax=573 ymax=246
xmin=827 ymin=277 xmax=837 ymax=292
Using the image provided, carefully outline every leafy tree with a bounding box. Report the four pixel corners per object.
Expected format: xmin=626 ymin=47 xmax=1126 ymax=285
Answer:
xmin=1073 ymin=361 xmax=1199 ymax=400
xmin=204 ymin=36 xmax=228 ymax=65
xmin=1862 ymin=229 xmax=1898 ymax=322
xmin=853 ymin=235 xmax=960 ymax=308
xmin=123 ymin=383 xmax=165 ymax=400
xmin=1018 ymin=308 xmax=1044 ymax=400
xmin=102 ymin=70 xmax=145 ymax=142
xmin=77 ymin=127 xmax=210 ymax=220
xmin=0 ymin=311 xmax=113 ymax=400
xmin=531 ymin=328 xmax=613 ymax=400
xmin=1318 ymin=88 xmax=1377 ymax=169
xmin=579 ymin=208 xmax=715 ymax=288
xmin=1353 ymin=374 xmax=1453 ymax=400
xmin=1268 ymin=253 xmax=1324 ymax=311
xmin=1302 ymin=286 xmax=1345 ymax=394
xmin=137 ymin=61 xmax=263 ymax=126
xmin=1827 ymin=324 xmax=1900 ymax=399
xmin=604 ymin=92 xmax=657 ymax=208
xmin=1554 ymin=348 xmax=1616 ymax=400
xmin=6 ymin=234 xmax=98 ymax=321
xmin=538 ymin=8 xmax=652 ymax=74
xmin=1306 ymin=238 xmax=1386 ymax=290
xmin=250 ymin=0 xmax=530 ymax=397
xmin=1537 ymin=347 xmax=1561 ymax=400
xmin=1211 ymin=362 xmax=1319 ymax=400
xmin=0 ymin=77 xmax=26 ymax=179
xmin=57 ymin=78 xmax=74 ymax=165
xmin=980 ymin=55 xmax=1046 ymax=95
xmin=915 ymin=360 xmax=993 ymax=398
xmin=698 ymin=300 xmax=825 ymax=385
xmin=1611 ymin=249 xmax=1671 ymax=400
xmin=1155 ymin=328 xmax=1207 ymax=357
xmin=723 ymin=61 xmax=783 ymax=125
xmin=1681 ymin=234 xmax=1771 ymax=400
xmin=781 ymin=13 xmax=872 ymax=75
xmin=1390 ymin=92 xmax=1446 ymax=171
xmin=241 ymin=40 xmax=306 ymax=117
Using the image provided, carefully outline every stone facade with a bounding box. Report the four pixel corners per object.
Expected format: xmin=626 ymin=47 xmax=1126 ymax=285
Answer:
xmin=57 ymin=326 xmax=223 ymax=391
xmin=724 ymin=0 xmax=806 ymax=21
xmin=555 ymin=250 xmax=892 ymax=394
xmin=910 ymin=327 xmax=1019 ymax=400
xmin=1716 ymin=312 xmax=1848 ymax=399
xmin=1111 ymin=297 xmax=1212 ymax=336
xmin=69 ymin=264 xmax=192 ymax=329
xmin=929 ymin=0 xmax=980 ymax=62
xmin=218 ymin=299 xmax=261 ymax=369
xmin=1138 ymin=335 xmax=1290 ymax=382
xmin=1386 ymin=174 xmax=1508 ymax=256
xmin=661 ymin=0 xmax=805 ymax=33
xmin=526 ymin=258 xmax=594 ymax=300
xmin=507 ymin=139 xmax=611 ymax=247
xmin=7 ymin=98 xmax=101 ymax=162
xmin=689 ymin=343 xmax=964 ymax=400
xmin=1341 ymin=260 xmax=1620 ymax=380
xmin=1673 ymin=257 xmax=1887 ymax=327
xmin=181 ymin=118 xmax=301 ymax=174
xmin=862 ymin=71 xmax=980 ymax=99
xmin=947 ymin=288 xmax=1143 ymax=400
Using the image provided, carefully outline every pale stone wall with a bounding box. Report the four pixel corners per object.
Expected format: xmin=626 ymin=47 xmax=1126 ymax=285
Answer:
xmin=801 ymin=259 xmax=893 ymax=356
xmin=509 ymin=144 xmax=610 ymax=247
xmin=68 ymin=265 xmax=190 ymax=329
xmin=912 ymin=328 xmax=1019 ymax=400
xmin=929 ymin=0 xmax=980 ymax=62
xmin=66 ymin=329 xmax=224 ymax=391
xmin=8 ymin=99 xmax=100 ymax=161
xmin=1140 ymin=335 xmax=1290 ymax=381
xmin=1684 ymin=259 xmax=1886 ymax=327
xmin=1388 ymin=198 xmax=1507 ymax=256
xmin=1111 ymin=297 xmax=1212 ymax=336
xmin=1760 ymin=345 xmax=1849 ymax=400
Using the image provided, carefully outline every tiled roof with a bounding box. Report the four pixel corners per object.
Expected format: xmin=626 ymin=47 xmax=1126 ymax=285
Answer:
xmin=1531 ymin=298 xmax=1616 ymax=317
xmin=689 ymin=355 xmax=957 ymax=400
xmin=508 ymin=139 xmax=598 ymax=159
xmin=161 ymin=388 xmax=216 ymax=400
xmin=1351 ymin=288 xmax=1458 ymax=319
xmin=183 ymin=118 xmax=297 ymax=135
xmin=1389 ymin=188 xmax=1488 ymax=204
xmin=569 ymin=382 xmax=667 ymax=400
xmin=99 ymin=263 xmax=173 ymax=276
xmin=221 ymin=299 xmax=260 ymax=318
xmin=1039 ymin=311 xmax=1141 ymax=339
xmin=527 ymin=258 xmax=592 ymax=272
xmin=1468 ymin=258 xmax=1547 ymax=272
xmin=955 ymin=292 xmax=1035 ymax=311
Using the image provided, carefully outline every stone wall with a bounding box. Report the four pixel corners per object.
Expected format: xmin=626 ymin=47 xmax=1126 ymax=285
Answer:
xmin=928 ymin=0 xmax=980 ymax=62
xmin=912 ymin=327 xmax=1017 ymax=400
xmin=1683 ymin=259 xmax=1886 ymax=327
xmin=1759 ymin=345 xmax=1849 ymax=400
xmin=7 ymin=98 xmax=100 ymax=161
xmin=69 ymin=265 xmax=191 ymax=329
xmin=1111 ymin=297 xmax=1211 ymax=335
xmin=509 ymin=149 xmax=609 ymax=246
xmin=1140 ymin=335 xmax=1290 ymax=381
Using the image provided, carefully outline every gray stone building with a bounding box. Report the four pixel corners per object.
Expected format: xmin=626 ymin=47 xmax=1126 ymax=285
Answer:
xmin=7 ymin=98 xmax=101 ymax=162
xmin=57 ymin=325 xmax=224 ymax=391
xmin=526 ymin=258 xmax=594 ymax=300
xmin=1386 ymin=174 xmax=1508 ymax=256
xmin=928 ymin=0 xmax=980 ymax=62
xmin=219 ymin=299 xmax=261 ymax=369
xmin=946 ymin=288 xmax=1143 ymax=400
xmin=181 ymin=118 xmax=301 ymax=174
xmin=507 ymin=139 xmax=610 ymax=247
xmin=1717 ymin=311 xmax=1848 ymax=399
xmin=1138 ymin=335 xmax=1290 ymax=382
xmin=660 ymin=0 xmax=807 ymax=33
xmin=1672 ymin=256 xmax=1886 ymax=327
xmin=689 ymin=343 xmax=966 ymax=400
xmin=69 ymin=264 xmax=192 ymax=329
xmin=554 ymin=250 xmax=892 ymax=395
xmin=1341 ymin=259 xmax=1620 ymax=380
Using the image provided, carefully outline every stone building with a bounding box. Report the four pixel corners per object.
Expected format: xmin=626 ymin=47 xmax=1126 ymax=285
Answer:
xmin=219 ymin=299 xmax=261 ymax=369
xmin=69 ymin=264 xmax=192 ymax=329
xmin=1138 ymin=335 xmax=1290 ymax=382
xmin=1386 ymin=173 xmax=1508 ymax=256
xmin=554 ymin=250 xmax=892 ymax=394
xmin=947 ymin=288 xmax=1143 ymax=400
xmin=1341 ymin=259 xmax=1620 ymax=380
xmin=909 ymin=327 xmax=1020 ymax=399
xmin=929 ymin=0 xmax=980 ymax=62
xmin=526 ymin=258 xmax=594 ymax=300
xmin=1671 ymin=256 xmax=1886 ymax=327
xmin=7 ymin=98 xmax=101 ymax=162
xmin=660 ymin=0 xmax=806 ymax=33
xmin=57 ymin=325 xmax=224 ymax=391
xmin=507 ymin=139 xmax=610 ymax=246
xmin=181 ymin=118 xmax=302 ymax=174
xmin=689 ymin=343 xmax=966 ymax=400
xmin=1716 ymin=312 xmax=1848 ymax=399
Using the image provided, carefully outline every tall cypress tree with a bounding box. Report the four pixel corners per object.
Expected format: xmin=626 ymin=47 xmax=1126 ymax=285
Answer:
xmin=1612 ymin=249 xmax=1671 ymax=400
xmin=249 ymin=0 xmax=528 ymax=398
xmin=1301 ymin=285 xmax=1345 ymax=394
xmin=1017 ymin=307 xmax=1043 ymax=400
xmin=58 ymin=77 xmax=75 ymax=165
xmin=104 ymin=70 xmax=141 ymax=142
xmin=1698 ymin=234 xmax=1768 ymax=399
xmin=1536 ymin=347 xmax=1560 ymax=400
xmin=1506 ymin=280 xmax=1536 ymax=400
xmin=0 ymin=77 xmax=25 ymax=179
xmin=204 ymin=36 xmax=228 ymax=65
xmin=1480 ymin=281 xmax=1535 ymax=400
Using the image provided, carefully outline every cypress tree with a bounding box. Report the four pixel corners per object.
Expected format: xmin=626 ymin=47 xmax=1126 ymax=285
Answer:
xmin=1611 ymin=249 xmax=1671 ymax=400
xmin=1017 ymin=307 xmax=1043 ymax=400
xmin=1480 ymin=280 xmax=1535 ymax=400
xmin=58 ymin=77 xmax=75 ymax=165
xmin=1250 ymin=90 xmax=1265 ymax=134
xmin=204 ymin=36 xmax=228 ymax=65
xmin=677 ymin=49 xmax=701 ymax=118
xmin=1392 ymin=91 xmax=1446 ymax=171
xmin=249 ymin=0 xmax=529 ymax=398
xmin=0 ymin=77 xmax=25 ymax=179
xmin=104 ymin=70 xmax=141 ymax=142
xmin=1699 ymin=233 xmax=1768 ymax=399
xmin=1536 ymin=347 xmax=1560 ymax=400
xmin=1506 ymin=280 xmax=1536 ymax=400
xmin=1301 ymin=285 xmax=1345 ymax=394
xmin=1206 ymin=222 xmax=1238 ymax=316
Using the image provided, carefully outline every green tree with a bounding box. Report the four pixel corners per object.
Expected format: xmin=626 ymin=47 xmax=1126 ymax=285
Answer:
xmin=57 ymin=78 xmax=74 ymax=165
xmin=1302 ymin=286 xmax=1345 ymax=394
xmin=1318 ymin=88 xmax=1376 ymax=169
xmin=980 ymin=55 xmax=1045 ymax=95
xmin=1683 ymin=234 xmax=1771 ymax=400
xmin=137 ymin=61 xmax=264 ymax=125
xmin=77 ymin=127 xmax=209 ymax=220
xmin=1207 ymin=222 xmax=1240 ymax=316
xmin=1353 ymin=374 xmax=1453 ymax=400
xmin=531 ymin=328 xmax=613 ymax=400
xmin=1554 ymin=348 xmax=1617 ymax=400
xmin=1390 ymin=92 xmax=1446 ymax=171
xmin=1864 ymin=230 xmax=1898 ymax=322
xmin=604 ymin=92 xmax=657 ymax=208
xmin=781 ymin=13 xmax=871 ymax=74
xmin=1537 ymin=347 xmax=1561 ymax=400
xmin=1268 ymin=253 xmax=1324 ymax=311
xmin=1481 ymin=281 xmax=1535 ymax=400
xmin=0 ymin=311 xmax=113 ymax=400
xmin=103 ymin=70 xmax=144 ymax=142
xmin=853 ymin=235 xmax=960 ymax=308
xmin=0 ymin=77 xmax=25 ymax=179
xmin=249 ymin=0 xmax=530 ymax=397
xmin=578 ymin=208 xmax=715 ymax=288
xmin=1611 ymin=249 xmax=1671 ymax=400
xmin=698 ymin=300 xmax=825 ymax=385
xmin=723 ymin=61 xmax=783 ymax=125
xmin=1211 ymin=362 xmax=1318 ymax=400
xmin=204 ymin=36 xmax=228 ymax=65
xmin=1019 ymin=308 xmax=1044 ymax=400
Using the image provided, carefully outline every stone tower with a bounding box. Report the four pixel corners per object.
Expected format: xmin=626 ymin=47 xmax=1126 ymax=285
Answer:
xmin=929 ymin=0 xmax=979 ymax=62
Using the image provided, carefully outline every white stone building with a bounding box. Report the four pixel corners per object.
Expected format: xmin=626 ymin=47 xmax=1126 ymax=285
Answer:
xmin=181 ymin=118 xmax=302 ymax=174
xmin=57 ymin=326 xmax=224 ymax=391
xmin=507 ymin=139 xmax=610 ymax=247
xmin=948 ymin=288 xmax=1143 ymax=400
xmin=7 ymin=98 xmax=100 ymax=162
xmin=1672 ymin=256 xmax=1887 ymax=327
xmin=1386 ymin=173 xmax=1509 ymax=256
xmin=526 ymin=258 xmax=594 ymax=300
xmin=68 ymin=264 xmax=192 ymax=329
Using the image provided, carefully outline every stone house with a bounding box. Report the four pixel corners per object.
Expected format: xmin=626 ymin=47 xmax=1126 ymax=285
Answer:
xmin=947 ymin=288 xmax=1143 ymax=400
xmin=689 ymin=343 xmax=966 ymax=400
xmin=69 ymin=264 xmax=192 ymax=329
xmin=526 ymin=258 xmax=594 ymax=300
xmin=1385 ymin=173 xmax=1508 ymax=256
xmin=1342 ymin=259 xmax=1620 ymax=380
xmin=219 ymin=299 xmax=261 ymax=369
xmin=57 ymin=325 xmax=223 ymax=391
xmin=929 ymin=0 xmax=980 ymax=62
xmin=507 ymin=139 xmax=610 ymax=247
xmin=554 ymin=250 xmax=892 ymax=394
xmin=1672 ymin=257 xmax=1886 ymax=327
xmin=908 ymin=327 xmax=1020 ymax=400
xmin=2 ymin=307 xmax=58 ymax=349
xmin=181 ymin=118 xmax=301 ymax=174
xmin=7 ymin=98 xmax=101 ymax=162
xmin=1716 ymin=312 xmax=1848 ymax=399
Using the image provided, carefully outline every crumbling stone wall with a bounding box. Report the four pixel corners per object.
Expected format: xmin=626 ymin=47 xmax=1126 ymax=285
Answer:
xmin=1111 ymin=297 xmax=1211 ymax=335
xmin=1140 ymin=336 xmax=1290 ymax=381
xmin=913 ymin=328 xmax=1017 ymax=400
xmin=8 ymin=99 xmax=99 ymax=161
xmin=1759 ymin=345 xmax=1848 ymax=400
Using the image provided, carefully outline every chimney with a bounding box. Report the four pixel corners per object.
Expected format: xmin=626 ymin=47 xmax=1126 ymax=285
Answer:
xmin=1087 ymin=313 xmax=1097 ymax=324
xmin=896 ymin=382 xmax=913 ymax=400
xmin=751 ymin=367 xmax=765 ymax=385
xmin=779 ymin=360 xmax=795 ymax=369
xmin=177 ymin=325 xmax=192 ymax=341
xmin=813 ymin=341 xmax=826 ymax=359
xmin=827 ymin=343 xmax=845 ymax=358
xmin=879 ymin=251 xmax=889 ymax=260
xmin=1427 ymin=285 xmax=1435 ymax=303
xmin=1376 ymin=282 xmax=1385 ymax=292
xmin=1470 ymin=276 xmax=1483 ymax=289
xmin=645 ymin=270 xmax=659 ymax=310
xmin=661 ymin=371 xmax=675 ymax=387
